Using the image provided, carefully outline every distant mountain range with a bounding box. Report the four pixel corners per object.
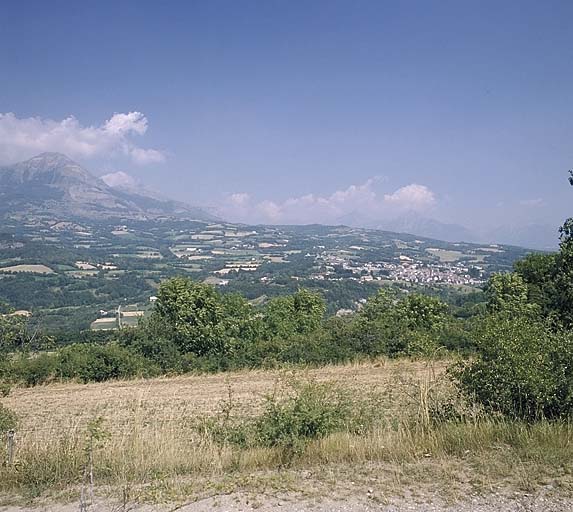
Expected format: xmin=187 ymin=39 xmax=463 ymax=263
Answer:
xmin=0 ymin=153 xmax=558 ymax=250
xmin=0 ymin=153 xmax=218 ymax=222
xmin=337 ymin=210 xmax=558 ymax=250
xmin=483 ymin=223 xmax=559 ymax=251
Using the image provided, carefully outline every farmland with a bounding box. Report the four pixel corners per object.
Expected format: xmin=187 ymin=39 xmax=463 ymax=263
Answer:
xmin=0 ymin=264 xmax=54 ymax=274
xmin=0 ymin=216 xmax=532 ymax=333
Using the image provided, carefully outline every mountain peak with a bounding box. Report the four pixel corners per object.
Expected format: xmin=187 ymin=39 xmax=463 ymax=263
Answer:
xmin=32 ymin=151 xmax=69 ymax=159
xmin=0 ymin=153 xmax=218 ymax=222
xmin=27 ymin=152 xmax=77 ymax=165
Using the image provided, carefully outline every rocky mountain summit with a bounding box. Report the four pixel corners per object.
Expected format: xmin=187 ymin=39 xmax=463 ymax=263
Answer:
xmin=0 ymin=153 xmax=217 ymax=221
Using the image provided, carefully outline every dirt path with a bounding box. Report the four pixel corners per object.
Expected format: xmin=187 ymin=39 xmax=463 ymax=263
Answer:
xmin=1 ymin=489 xmax=569 ymax=512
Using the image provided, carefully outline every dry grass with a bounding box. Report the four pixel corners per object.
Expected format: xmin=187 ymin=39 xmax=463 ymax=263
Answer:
xmin=0 ymin=264 xmax=54 ymax=274
xmin=1 ymin=358 xmax=573 ymax=505
xmin=3 ymin=358 xmax=433 ymax=438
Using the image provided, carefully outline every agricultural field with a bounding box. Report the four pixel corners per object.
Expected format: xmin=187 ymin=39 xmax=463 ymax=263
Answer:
xmin=90 ymin=317 xmax=118 ymax=331
xmin=0 ymin=216 xmax=534 ymax=333
xmin=0 ymin=264 xmax=54 ymax=274
xmin=426 ymin=248 xmax=464 ymax=262
xmin=2 ymin=359 xmax=571 ymax=510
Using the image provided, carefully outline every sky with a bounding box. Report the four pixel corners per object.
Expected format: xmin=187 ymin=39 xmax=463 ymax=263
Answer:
xmin=0 ymin=0 xmax=572 ymax=242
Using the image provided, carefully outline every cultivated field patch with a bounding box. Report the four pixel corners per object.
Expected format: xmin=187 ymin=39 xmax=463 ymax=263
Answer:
xmin=0 ymin=264 xmax=54 ymax=274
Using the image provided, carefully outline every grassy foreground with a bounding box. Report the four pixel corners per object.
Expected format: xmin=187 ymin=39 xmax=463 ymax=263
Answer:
xmin=1 ymin=359 xmax=573 ymax=505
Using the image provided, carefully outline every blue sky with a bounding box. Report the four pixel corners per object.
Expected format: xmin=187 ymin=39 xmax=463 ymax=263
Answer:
xmin=0 ymin=0 xmax=572 ymax=241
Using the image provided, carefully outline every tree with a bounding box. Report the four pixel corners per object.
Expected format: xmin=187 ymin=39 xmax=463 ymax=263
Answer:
xmin=485 ymin=273 xmax=539 ymax=317
xmin=0 ymin=315 xmax=27 ymax=354
xmin=264 ymin=289 xmax=326 ymax=340
xmin=0 ymin=314 xmax=53 ymax=354
xmin=519 ymin=169 xmax=573 ymax=327
xmin=220 ymin=293 xmax=263 ymax=344
xmin=292 ymin=289 xmax=327 ymax=333
xmin=514 ymin=253 xmax=557 ymax=318
xmin=554 ymin=178 xmax=573 ymax=326
xmin=349 ymin=290 xmax=450 ymax=356
xmin=394 ymin=294 xmax=449 ymax=331
xmin=452 ymin=313 xmax=573 ymax=420
xmin=359 ymin=288 xmax=395 ymax=321
xmin=153 ymin=277 xmax=227 ymax=355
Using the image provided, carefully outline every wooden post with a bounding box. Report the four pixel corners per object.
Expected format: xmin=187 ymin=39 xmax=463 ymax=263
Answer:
xmin=6 ymin=430 xmax=15 ymax=465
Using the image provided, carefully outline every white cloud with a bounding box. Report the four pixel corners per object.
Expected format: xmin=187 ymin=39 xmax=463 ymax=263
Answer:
xmin=383 ymin=184 xmax=436 ymax=210
xmin=103 ymin=112 xmax=148 ymax=135
xmin=221 ymin=179 xmax=437 ymax=224
xmin=0 ymin=111 xmax=165 ymax=165
xmin=229 ymin=192 xmax=251 ymax=207
xmin=519 ymin=198 xmax=544 ymax=207
xmin=100 ymin=171 xmax=137 ymax=188
xmin=130 ymin=147 xmax=165 ymax=165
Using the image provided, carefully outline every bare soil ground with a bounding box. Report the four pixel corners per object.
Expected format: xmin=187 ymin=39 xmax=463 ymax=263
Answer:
xmin=1 ymin=482 xmax=569 ymax=512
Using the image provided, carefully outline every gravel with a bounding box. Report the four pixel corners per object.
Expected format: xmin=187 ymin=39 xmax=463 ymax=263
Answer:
xmin=2 ymin=489 xmax=570 ymax=512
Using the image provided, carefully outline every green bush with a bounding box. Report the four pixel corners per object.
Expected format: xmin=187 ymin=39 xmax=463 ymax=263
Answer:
xmin=254 ymin=381 xmax=352 ymax=453
xmin=5 ymin=343 xmax=158 ymax=386
xmin=11 ymin=352 xmax=59 ymax=386
xmin=0 ymin=381 xmax=12 ymax=397
xmin=57 ymin=343 xmax=157 ymax=383
xmin=451 ymin=313 xmax=573 ymax=420
xmin=0 ymin=403 xmax=18 ymax=433
xmin=204 ymin=379 xmax=384 ymax=459
xmin=263 ymin=290 xmax=326 ymax=340
xmin=119 ymin=330 xmax=182 ymax=372
xmin=331 ymin=291 xmax=451 ymax=357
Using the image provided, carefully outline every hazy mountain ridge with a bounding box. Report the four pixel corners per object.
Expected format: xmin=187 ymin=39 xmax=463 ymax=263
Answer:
xmin=0 ymin=153 xmax=558 ymax=249
xmin=0 ymin=153 xmax=218 ymax=222
xmin=337 ymin=209 xmax=558 ymax=250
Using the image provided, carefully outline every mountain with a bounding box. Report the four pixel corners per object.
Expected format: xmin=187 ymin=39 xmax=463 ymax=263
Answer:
xmin=100 ymin=170 xmax=220 ymax=220
xmin=375 ymin=211 xmax=477 ymax=244
xmin=336 ymin=209 xmax=560 ymax=250
xmin=0 ymin=153 xmax=218 ymax=221
xmin=481 ymin=224 xmax=559 ymax=251
xmin=337 ymin=210 xmax=477 ymax=244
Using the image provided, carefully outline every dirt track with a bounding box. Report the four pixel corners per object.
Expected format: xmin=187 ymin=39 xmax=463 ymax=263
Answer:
xmin=1 ymin=489 xmax=569 ymax=512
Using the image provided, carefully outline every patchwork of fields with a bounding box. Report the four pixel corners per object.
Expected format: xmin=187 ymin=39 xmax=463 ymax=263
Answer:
xmin=0 ymin=217 xmax=532 ymax=332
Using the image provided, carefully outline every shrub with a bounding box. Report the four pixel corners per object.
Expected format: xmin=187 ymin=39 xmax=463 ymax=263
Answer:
xmin=121 ymin=334 xmax=182 ymax=372
xmin=11 ymin=352 xmax=59 ymax=386
xmin=425 ymin=378 xmax=485 ymax=424
xmin=254 ymin=381 xmax=352 ymax=453
xmin=0 ymin=382 xmax=12 ymax=397
xmin=57 ymin=343 xmax=156 ymax=383
xmin=204 ymin=379 xmax=384 ymax=460
xmin=451 ymin=313 xmax=573 ymax=420
xmin=0 ymin=403 xmax=18 ymax=433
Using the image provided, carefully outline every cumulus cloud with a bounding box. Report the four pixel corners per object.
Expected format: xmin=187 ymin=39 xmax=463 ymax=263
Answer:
xmin=100 ymin=171 xmax=138 ymax=188
xmin=0 ymin=111 xmax=165 ymax=165
xmin=383 ymin=184 xmax=436 ymax=210
xmin=229 ymin=192 xmax=251 ymax=207
xmin=221 ymin=179 xmax=437 ymax=225
xmin=130 ymin=147 xmax=165 ymax=164
xmin=103 ymin=112 xmax=148 ymax=135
